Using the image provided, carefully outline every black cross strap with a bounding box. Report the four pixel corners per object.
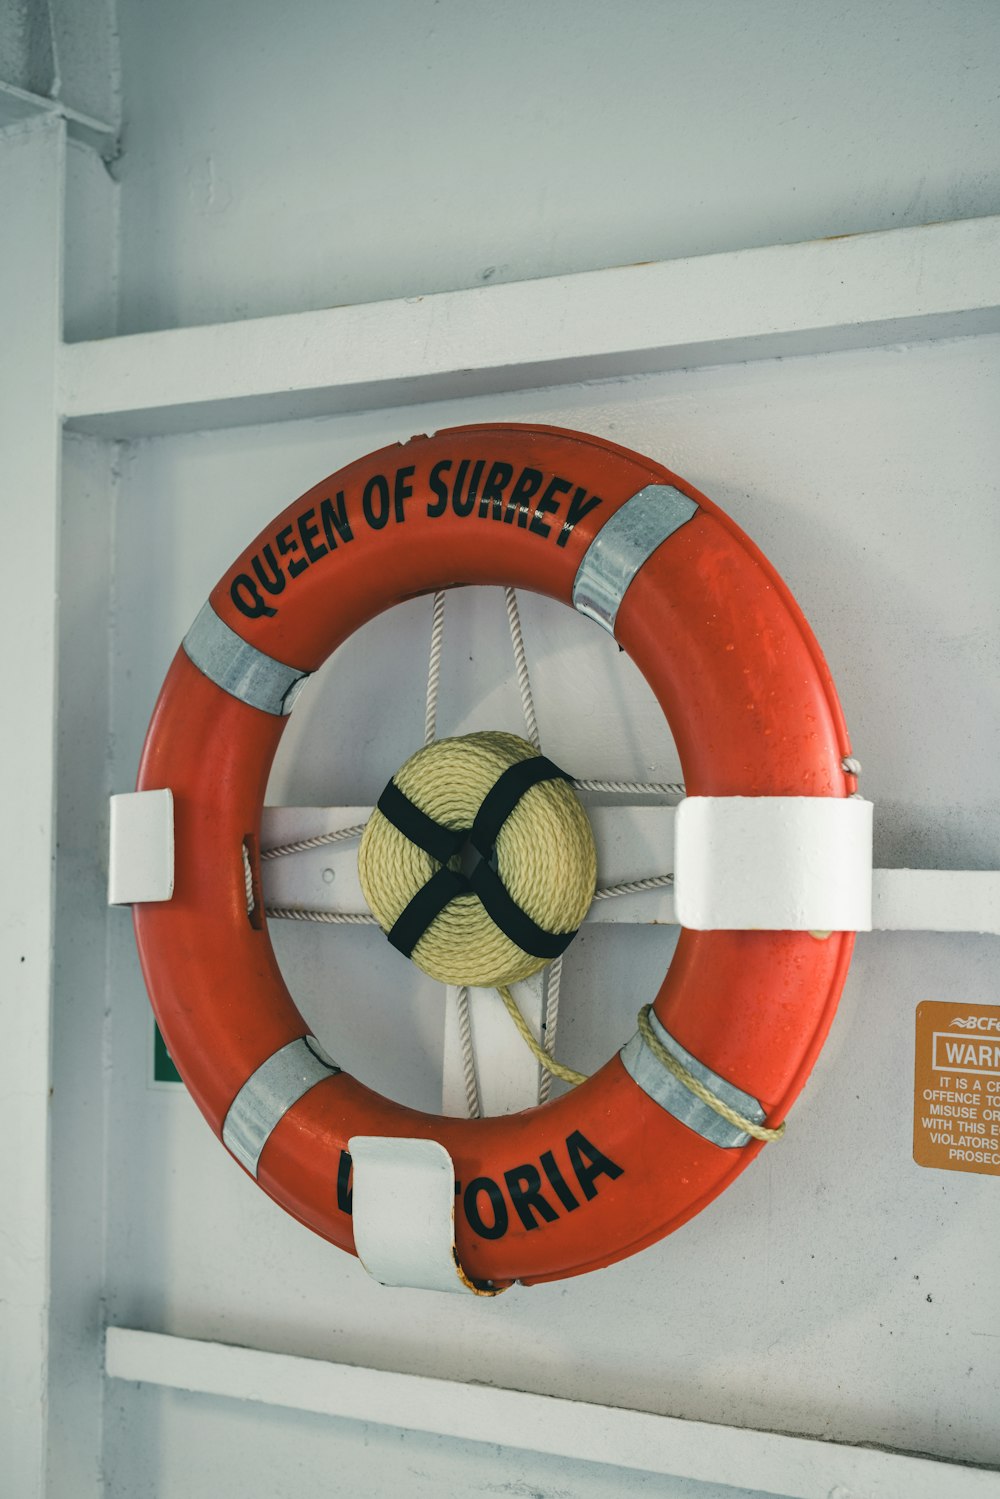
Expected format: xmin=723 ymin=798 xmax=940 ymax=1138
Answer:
xmin=386 ymin=867 xmax=469 ymax=957
xmin=469 ymin=755 xmax=571 ymax=859
xmin=377 ymin=779 xmax=466 ymax=866
xmin=376 ymin=754 xmax=579 ymax=961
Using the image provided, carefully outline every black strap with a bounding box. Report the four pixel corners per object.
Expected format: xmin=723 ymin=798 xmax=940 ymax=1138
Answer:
xmin=376 ymin=753 xmax=579 ymax=960
xmin=387 ymin=867 xmax=468 ymax=958
xmin=469 ymin=755 xmax=571 ymax=859
xmin=377 ymin=778 xmax=466 ymax=866
xmin=467 ymin=862 xmax=575 ymax=959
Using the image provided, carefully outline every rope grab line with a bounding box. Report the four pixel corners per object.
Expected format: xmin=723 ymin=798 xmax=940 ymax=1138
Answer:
xmin=636 ymin=1004 xmax=786 ymax=1144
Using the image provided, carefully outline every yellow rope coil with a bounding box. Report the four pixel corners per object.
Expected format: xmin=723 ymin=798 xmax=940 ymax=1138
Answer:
xmin=358 ymin=731 xmax=597 ymax=988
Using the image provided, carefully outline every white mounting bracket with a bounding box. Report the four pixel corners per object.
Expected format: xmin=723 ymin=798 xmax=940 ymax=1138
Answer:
xmin=349 ymin=1136 xmax=501 ymax=1296
xmin=674 ymin=796 xmax=874 ymax=931
xmin=107 ymin=789 xmax=174 ymax=905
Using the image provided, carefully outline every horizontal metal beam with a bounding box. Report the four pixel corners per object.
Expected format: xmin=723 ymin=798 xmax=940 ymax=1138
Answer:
xmin=61 ymin=215 xmax=1000 ymax=438
xmin=105 ymin=1328 xmax=1000 ymax=1499
xmin=0 ymin=80 xmax=117 ymax=157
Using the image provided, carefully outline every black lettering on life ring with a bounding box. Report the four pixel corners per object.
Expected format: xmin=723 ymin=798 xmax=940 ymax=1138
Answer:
xmin=461 ymin=1133 xmax=624 ymax=1239
xmin=566 ymin=1130 xmax=624 ymax=1199
xmin=529 ymin=476 xmax=572 ymax=539
xmin=297 ymin=505 xmax=328 ymax=564
xmin=231 ymin=574 xmax=277 ymax=619
xmin=478 ymin=461 xmax=514 ymax=520
xmin=539 ymin=1148 xmax=580 ymax=1212
xmin=451 ymin=458 xmax=475 ymax=517
xmin=393 ymin=465 xmax=415 ymax=522
xmin=557 ymin=487 xmax=603 ymax=547
xmin=320 ymin=491 xmax=353 ymax=550
xmin=336 ymin=1149 xmax=353 ymax=1214
xmin=334 ymin=1133 xmax=621 ymax=1239
xmin=275 ymin=523 xmax=308 ymax=579
xmin=427 ymin=458 xmax=451 ymax=517
xmin=230 ymin=459 xmax=604 ymax=622
xmin=252 ymin=543 xmax=286 ymax=596
xmin=464 ymin=1177 xmax=509 ymax=1239
xmin=503 ymin=466 xmax=543 ymax=528
xmin=362 ymin=474 xmax=392 ymax=529
xmin=504 ymin=1163 xmax=560 ymax=1231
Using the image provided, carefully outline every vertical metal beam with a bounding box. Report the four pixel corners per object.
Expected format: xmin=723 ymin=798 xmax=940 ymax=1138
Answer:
xmin=0 ymin=114 xmax=64 ymax=1499
xmin=48 ymin=432 xmax=115 ymax=1499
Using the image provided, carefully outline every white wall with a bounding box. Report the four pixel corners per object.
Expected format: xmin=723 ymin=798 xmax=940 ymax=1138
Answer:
xmin=113 ymin=0 xmax=1000 ymax=334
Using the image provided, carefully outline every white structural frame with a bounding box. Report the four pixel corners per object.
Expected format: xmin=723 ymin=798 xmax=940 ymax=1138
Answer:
xmin=62 ymin=212 xmax=1000 ymax=438
xmin=106 ymin=1328 xmax=1000 ymax=1499
xmin=0 ymin=117 xmax=65 ymax=1499
xmin=6 ymin=103 xmax=997 ymax=1491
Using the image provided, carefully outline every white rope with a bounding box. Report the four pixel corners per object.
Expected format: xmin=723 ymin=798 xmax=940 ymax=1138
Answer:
xmin=263 ymin=875 xmax=673 ymax=928
xmin=265 ymin=908 xmax=378 ymax=925
xmin=243 ymin=843 xmax=255 ymax=916
xmin=455 ymin=985 xmax=482 ymax=1119
xmin=261 ymin=823 xmax=366 ymax=861
xmin=594 ymin=873 xmax=674 ymax=900
xmin=574 ymin=778 xmax=685 ymax=797
xmin=424 ymin=590 xmax=447 ymax=746
xmin=537 ymin=954 xmax=563 ymax=1105
xmin=503 ymin=587 xmax=541 ymax=750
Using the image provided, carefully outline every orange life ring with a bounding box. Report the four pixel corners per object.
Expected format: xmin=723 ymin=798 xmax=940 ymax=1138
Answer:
xmin=134 ymin=423 xmax=856 ymax=1287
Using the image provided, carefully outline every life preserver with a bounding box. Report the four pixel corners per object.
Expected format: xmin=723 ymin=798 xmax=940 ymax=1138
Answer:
xmin=134 ymin=423 xmax=856 ymax=1287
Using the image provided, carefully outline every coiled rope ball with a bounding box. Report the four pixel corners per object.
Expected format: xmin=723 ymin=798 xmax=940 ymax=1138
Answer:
xmin=358 ymin=731 xmax=597 ymax=988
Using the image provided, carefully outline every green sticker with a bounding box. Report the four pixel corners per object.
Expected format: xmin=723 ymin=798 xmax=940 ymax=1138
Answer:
xmin=153 ymin=1024 xmax=182 ymax=1085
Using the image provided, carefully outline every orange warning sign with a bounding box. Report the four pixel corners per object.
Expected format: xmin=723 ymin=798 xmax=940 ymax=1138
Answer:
xmin=914 ymin=1002 xmax=1000 ymax=1176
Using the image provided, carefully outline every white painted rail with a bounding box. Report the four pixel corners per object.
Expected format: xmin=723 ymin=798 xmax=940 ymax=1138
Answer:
xmin=105 ymin=1328 xmax=1000 ymax=1499
xmin=61 ymin=215 xmax=1000 ymax=437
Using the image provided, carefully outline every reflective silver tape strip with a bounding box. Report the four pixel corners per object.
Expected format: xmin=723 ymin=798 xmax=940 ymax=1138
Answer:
xmin=222 ymin=1036 xmax=341 ymax=1176
xmin=619 ymin=1009 xmax=765 ymax=1149
xmin=572 ymin=484 xmax=699 ymax=634
xmin=182 ymin=600 xmax=310 ymax=716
